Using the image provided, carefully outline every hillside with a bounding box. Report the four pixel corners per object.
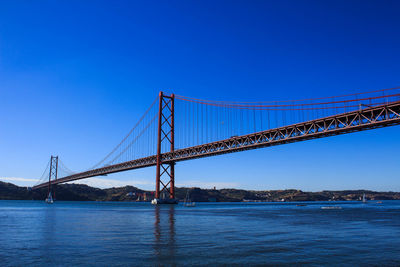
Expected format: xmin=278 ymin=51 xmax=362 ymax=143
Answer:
xmin=1 ymin=181 xmax=400 ymax=202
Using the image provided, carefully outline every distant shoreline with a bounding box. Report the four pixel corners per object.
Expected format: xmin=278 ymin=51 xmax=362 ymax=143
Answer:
xmin=1 ymin=181 xmax=400 ymax=202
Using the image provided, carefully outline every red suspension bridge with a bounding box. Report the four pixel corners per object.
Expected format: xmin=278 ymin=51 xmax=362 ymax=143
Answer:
xmin=33 ymin=87 xmax=400 ymax=203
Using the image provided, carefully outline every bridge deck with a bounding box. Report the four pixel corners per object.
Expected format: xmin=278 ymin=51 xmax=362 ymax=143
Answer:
xmin=33 ymin=101 xmax=400 ymax=190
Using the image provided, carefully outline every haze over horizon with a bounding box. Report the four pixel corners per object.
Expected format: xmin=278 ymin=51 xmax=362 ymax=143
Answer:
xmin=1 ymin=0 xmax=400 ymax=191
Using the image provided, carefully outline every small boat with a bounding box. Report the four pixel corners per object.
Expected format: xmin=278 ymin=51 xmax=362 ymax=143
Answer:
xmin=151 ymin=198 xmax=178 ymax=205
xmin=296 ymin=204 xmax=307 ymax=207
xmin=362 ymin=193 xmax=367 ymax=203
xmin=183 ymin=189 xmax=195 ymax=207
xmin=45 ymin=192 xmax=54 ymax=204
xmin=321 ymin=206 xmax=342 ymax=210
xmin=184 ymin=201 xmax=196 ymax=207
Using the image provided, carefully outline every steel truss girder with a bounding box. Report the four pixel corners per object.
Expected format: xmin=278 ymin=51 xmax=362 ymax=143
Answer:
xmin=162 ymin=101 xmax=400 ymax=163
xmin=33 ymin=101 xmax=400 ymax=190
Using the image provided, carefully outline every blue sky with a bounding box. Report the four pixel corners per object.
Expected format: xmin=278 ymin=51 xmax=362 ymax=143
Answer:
xmin=0 ymin=0 xmax=399 ymax=191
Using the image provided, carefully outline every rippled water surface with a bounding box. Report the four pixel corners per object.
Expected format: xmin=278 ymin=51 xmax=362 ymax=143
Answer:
xmin=1 ymin=200 xmax=400 ymax=266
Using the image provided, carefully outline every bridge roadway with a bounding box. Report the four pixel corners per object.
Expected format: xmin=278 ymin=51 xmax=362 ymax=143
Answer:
xmin=33 ymin=100 xmax=400 ymax=190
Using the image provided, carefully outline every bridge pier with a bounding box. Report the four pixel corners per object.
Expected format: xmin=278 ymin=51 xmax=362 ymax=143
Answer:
xmin=152 ymin=92 xmax=178 ymax=204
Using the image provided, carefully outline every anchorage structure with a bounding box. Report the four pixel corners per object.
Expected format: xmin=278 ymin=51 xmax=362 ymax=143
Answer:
xmin=32 ymin=88 xmax=400 ymax=204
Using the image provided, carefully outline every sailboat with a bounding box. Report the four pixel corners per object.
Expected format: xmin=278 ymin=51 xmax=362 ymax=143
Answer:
xmin=362 ymin=193 xmax=367 ymax=203
xmin=45 ymin=192 xmax=54 ymax=204
xmin=183 ymin=189 xmax=195 ymax=207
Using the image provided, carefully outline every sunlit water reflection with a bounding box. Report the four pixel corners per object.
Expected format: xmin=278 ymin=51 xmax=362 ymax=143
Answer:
xmin=1 ymin=201 xmax=400 ymax=266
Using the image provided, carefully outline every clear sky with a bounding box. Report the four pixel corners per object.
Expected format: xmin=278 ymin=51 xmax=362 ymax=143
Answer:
xmin=1 ymin=0 xmax=399 ymax=191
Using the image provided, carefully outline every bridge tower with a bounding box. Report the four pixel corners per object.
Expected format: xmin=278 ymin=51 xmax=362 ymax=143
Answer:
xmin=46 ymin=155 xmax=58 ymax=203
xmin=152 ymin=92 xmax=177 ymax=204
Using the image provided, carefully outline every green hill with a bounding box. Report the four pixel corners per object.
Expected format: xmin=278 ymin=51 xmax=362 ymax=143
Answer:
xmin=1 ymin=181 xmax=399 ymax=202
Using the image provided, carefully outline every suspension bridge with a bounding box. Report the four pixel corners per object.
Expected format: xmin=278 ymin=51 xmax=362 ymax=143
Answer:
xmin=32 ymin=87 xmax=400 ymax=203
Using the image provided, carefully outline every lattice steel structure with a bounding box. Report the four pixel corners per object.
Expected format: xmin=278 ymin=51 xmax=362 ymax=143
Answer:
xmin=155 ymin=92 xmax=175 ymax=200
xmin=47 ymin=156 xmax=58 ymax=199
xmin=163 ymin=101 xmax=400 ymax=161
xmin=32 ymin=88 xmax=400 ymax=203
xmin=32 ymin=100 xmax=400 ymax=190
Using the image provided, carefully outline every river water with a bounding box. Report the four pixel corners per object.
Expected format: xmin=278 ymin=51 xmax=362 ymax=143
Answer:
xmin=1 ymin=200 xmax=400 ymax=266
